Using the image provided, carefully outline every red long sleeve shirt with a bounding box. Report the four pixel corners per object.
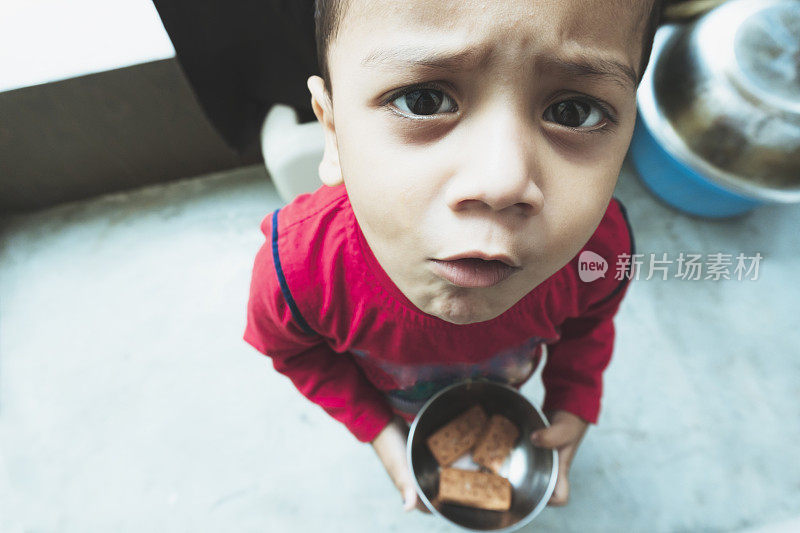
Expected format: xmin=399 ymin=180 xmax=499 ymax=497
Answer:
xmin=243 ymin=184 xmax=634 ymax=443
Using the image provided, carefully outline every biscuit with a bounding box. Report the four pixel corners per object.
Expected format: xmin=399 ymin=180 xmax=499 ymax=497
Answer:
xmin=471 ymin=414 xmax=520 ymax=474
xmin=426 ymin=405 xmax=488 ymax=466
xmin=438 ymin=467 xmax=512 ymax=511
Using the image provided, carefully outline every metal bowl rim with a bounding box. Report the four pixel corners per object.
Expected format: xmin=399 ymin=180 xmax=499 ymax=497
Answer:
xmin=721 ymin=0 xmax=800 ymax=116
xmin=406 ymin=380 xmax=558 ymax=533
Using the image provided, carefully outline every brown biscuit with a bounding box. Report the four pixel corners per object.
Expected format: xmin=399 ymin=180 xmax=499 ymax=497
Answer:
xmin=471 ymin=414 xmax=520 ymax=474
xmin=438 ymin=467 xmax=512 ymax=511
xmin=426 ymin=405 xmax=488 ymax=466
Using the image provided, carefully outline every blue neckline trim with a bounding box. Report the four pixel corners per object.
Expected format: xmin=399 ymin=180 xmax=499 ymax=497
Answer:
xmin=271 ymin=208 xmax=316 ymax=336
xmin=606 ymin=197 xmax=635 ymax=301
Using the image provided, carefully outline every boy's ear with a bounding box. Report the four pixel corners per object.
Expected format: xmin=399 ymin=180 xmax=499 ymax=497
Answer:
xmin=307 ymin=75 xmax=344 ymax=187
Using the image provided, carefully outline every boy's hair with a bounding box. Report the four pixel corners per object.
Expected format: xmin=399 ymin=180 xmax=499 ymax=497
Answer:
xmin=314 ymin=0 xmax=666 ymax=93
xmin=314 ymin=0 xmax=346 ymax=93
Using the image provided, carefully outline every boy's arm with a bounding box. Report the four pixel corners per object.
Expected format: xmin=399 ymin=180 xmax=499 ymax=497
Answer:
xmin=244 ymin=239 xmax=395 ymax=444
xmin=259 ymin=336 xmax=396 ymax=443
xmin=533 ymin=281 xmax=629 ymax=506
xmin=542 ymin=196 xmax=634 ymax=423
xmin=541 ymin=280 xmax=629 ymax=425
xmin=245 ymin=257 xmax=425 ymax=511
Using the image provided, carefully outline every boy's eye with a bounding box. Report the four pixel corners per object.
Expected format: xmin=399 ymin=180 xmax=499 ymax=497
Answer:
xmin=391 ymin=88 xmax=457 ymax=116
xmin=543 ymin=99 xmax=605 ymax=128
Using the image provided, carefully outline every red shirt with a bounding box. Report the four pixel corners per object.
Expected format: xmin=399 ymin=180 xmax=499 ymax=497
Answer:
xmin=243 ymin=184 xmax=634 ymax=443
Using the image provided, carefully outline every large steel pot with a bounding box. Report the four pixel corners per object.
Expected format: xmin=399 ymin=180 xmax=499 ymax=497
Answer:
xmin=631 ymin=0 xmax=800 ymax=217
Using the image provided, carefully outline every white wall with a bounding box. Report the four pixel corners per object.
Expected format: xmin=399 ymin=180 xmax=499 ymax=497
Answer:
xmin=0 ymin=0 xmax=174 ymax=92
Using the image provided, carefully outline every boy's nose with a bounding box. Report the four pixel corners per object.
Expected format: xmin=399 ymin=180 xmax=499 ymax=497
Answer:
xmin=446 ymin=103 xmax=544 ymax=218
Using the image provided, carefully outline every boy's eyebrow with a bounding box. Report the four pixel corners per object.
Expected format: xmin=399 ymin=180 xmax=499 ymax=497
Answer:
xmin=542 ymin=55 xmax=638 ymax=90
xmin=361 ymin=46 xmax=637 ymax=89
xmin=361 ymin=46 xmax=489 ymax=73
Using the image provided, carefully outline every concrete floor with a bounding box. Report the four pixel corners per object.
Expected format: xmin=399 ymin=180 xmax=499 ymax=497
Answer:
xmin=1 ymin=162 xmax=799 ymax=532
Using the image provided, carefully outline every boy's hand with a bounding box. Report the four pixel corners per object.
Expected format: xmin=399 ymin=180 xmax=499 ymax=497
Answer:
xmin=529 ymin=410 xmax=588 ymax=507
xmin=371 ymin=417 xmax=431 ymax=513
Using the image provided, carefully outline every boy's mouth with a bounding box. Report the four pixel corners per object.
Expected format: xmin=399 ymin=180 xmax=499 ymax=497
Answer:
xmin=428 ymin=255 xmax=521 ymax=288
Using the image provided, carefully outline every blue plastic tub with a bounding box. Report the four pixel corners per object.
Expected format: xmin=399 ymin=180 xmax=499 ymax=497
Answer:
xmin=629 ymin=116 xmax=763 ymax=218
xmin=628 ymin=22 xmax=800 ymax=219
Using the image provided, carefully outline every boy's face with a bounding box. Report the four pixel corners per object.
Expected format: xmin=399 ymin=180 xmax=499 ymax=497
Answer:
xmin=309 ymin=0 xmax=646 ymax=324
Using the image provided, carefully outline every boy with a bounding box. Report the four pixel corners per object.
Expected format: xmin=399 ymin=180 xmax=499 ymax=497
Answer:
xmin=245 ymin=0 xmax=659 ymax=511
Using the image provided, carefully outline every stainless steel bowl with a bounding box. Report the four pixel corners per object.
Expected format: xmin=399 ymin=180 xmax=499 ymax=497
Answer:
xmin=639 ymin=0 xmax=800 ymax=202
xmin=407 ymin=381 xmax=557 ymax=532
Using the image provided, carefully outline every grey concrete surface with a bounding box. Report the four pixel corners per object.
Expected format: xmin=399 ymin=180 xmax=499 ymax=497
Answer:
xmin=1 ymin=162 xmax=799 ymax=532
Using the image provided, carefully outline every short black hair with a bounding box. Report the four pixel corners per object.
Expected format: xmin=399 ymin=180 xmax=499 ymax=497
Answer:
xmin=639 ymin=0 xmax=666 ymax=82
xmin=314 ymin=0 xmax=665 ymax=93
xmin=314 ymin=0 xmax=347 ymax=93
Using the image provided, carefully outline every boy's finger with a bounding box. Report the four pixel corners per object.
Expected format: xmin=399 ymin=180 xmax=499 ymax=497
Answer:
xmin=403 ymin=485 xmax=417 ymax=512
xmin=530 ymin=423 xmax=575 ymax=449
xmin=547 ymin=473 xmax=570 ymax=506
